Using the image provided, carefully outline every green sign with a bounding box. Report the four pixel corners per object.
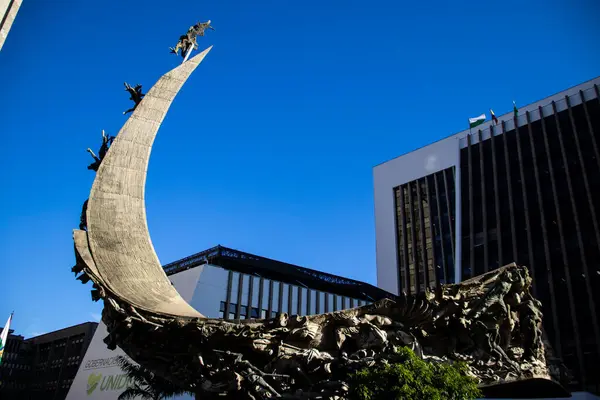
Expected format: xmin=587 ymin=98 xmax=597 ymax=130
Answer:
xmin=87 ymin=372 xmax=134 ymax=396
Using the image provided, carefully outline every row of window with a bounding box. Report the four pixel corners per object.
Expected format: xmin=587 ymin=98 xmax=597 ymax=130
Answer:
xmin=0 ymin=382 xmax=28 ymax=390
xmin=1 ymin=352 xmax=17 ymax=360
xmin=394 ymin=168 xmax=457 ymax=294
xmin=224 ymin=271 xmax=370 ymax=321
xmin=220 ymin=302 xmax=277 ymax=319
xmin=66 ymin=355 xmax=80 ymax=366
xmin=0 ymin=362 xmax=31 ymax=371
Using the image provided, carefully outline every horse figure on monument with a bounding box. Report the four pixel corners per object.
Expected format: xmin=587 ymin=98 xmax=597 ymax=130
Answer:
xmin=170 ymin=20 xmax=214 ymax=60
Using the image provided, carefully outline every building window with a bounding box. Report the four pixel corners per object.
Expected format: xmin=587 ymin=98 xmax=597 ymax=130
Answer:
xmin=394 ymin=167 xmax=456 ymax=294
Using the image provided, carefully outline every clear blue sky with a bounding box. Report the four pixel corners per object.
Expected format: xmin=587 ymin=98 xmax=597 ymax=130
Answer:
xmin=1 ymin=0 xmax=599 ymax=337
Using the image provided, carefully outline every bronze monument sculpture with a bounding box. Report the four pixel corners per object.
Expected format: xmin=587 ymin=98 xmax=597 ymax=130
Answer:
xmin=123 ymin=82 xmax=145 ymax=115
xmin=86 ymin=130 xmax=115 ymax=171
xmin=170 ymin=20 xmax=214 ymax=60
xmin=72 ymin=45 xmax=566 ymax=398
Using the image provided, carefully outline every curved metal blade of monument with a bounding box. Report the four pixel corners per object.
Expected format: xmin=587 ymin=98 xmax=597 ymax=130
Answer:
xmin=71 ymin=47 xmax=567 ymax=399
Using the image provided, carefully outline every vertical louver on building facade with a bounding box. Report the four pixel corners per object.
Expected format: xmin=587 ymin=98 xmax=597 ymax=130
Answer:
xmin=374 ymin=78 xmax=600 ymax=393
xmin=460 ymin=86 xmax=600 ymax=391
xmin=393 ymin=167 xmax=456 ymax=294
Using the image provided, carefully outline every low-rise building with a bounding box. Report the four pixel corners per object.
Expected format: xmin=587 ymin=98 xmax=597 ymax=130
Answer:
xmin=0 ymin=322 xmax=98 ymax=399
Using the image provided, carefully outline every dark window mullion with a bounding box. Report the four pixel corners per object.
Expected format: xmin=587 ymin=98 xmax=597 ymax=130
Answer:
xmin=501 ymin=121 xmax=518 ymax=262
xmin=257 ymin=278 xmax=264 ymax=318
xmin=542 ymin=103 xmax=585 ymax=385
xmin=224 ymin=271 xmax=233 ymax=321
xmin=408 ymin=181 xmax=420 ymax=291
xmin=514 ymin=117 xmax=537 ymax=295
xmin=425 ymin=176 xmax=439 ymax=287
xmin=278 ymin=282 xmax=284 ymax=314
xmin=235 ymin=274 xmax=244 ymax=320
xmin=443 ymin=168 xmax=455 ymax=261
xmin=417 ymin=179 xmax=428 ymax=289
xmin=490 ymin=125 xmax=503 ymax=266
xmin=246 ymin=275 xmax=254 ymax=319
xmin=267 ymin=280 xmax=274 ymax=318
xmin=433 ymin=173 xmax=448 ymax=285
xmin=401 ymin=186 xmax=410 ymax=294
xmin=526 ymin=110 xmax=561 ymax=356
xmin=467 ymin=134 xmax=475 ymax=274
xmin=477 ymin=130 xmax=489 ymax=272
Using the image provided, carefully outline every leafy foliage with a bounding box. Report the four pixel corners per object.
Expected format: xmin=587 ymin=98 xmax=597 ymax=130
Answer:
xmin=347 ymin=347 xmax=482 ymax=400
xmin=116 ymin=356 xmax=192 ymax=400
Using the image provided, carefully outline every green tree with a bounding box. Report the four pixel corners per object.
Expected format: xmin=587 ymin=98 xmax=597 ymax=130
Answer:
xmin=347 ymin=347 xmax=482 ymax=400
xmin=116 ymin=356 xmax=192 ymax=400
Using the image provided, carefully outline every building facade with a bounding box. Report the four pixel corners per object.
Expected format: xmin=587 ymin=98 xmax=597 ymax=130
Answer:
xmin=66 ymin=245 xmax=391 ymax=400
xmin=373 ymin=77 xmax=600 ymax=394
xmin=0 ymin=322 xmax=98 ymax=400
xmin=0 ymin=0 xmax=22 ymax=51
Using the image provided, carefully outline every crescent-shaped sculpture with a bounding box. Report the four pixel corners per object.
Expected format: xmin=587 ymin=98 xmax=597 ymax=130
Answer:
xmin=72 ymin=47 xmax=566 ymax=398
xmin=86 ymin=48 xmax=212 ymax=319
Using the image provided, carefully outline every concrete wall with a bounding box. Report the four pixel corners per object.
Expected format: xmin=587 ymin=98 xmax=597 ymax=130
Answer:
xmin=0 ymin=0 xmax=22 ymax=51
xmin=188 ymin=264 xmax=228 ymax=317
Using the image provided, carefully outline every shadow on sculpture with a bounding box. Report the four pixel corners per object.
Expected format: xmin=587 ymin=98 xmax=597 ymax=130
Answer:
xmin=71 ymin=47 xmax=569 ymax=399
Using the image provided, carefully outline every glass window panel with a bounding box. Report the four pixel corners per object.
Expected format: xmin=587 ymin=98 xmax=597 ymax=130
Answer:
xmin=300 ymin=288 xmax=307 ymax=315
xmin=262 ymin=279 xmax=270 ymax=311
xmin=281 ymin=284 xmax=289 ymax=314
xmin=251 ymin=276 xmax=260 ymax=308
xmin=241 ymin=274 xmax=250 ymax=305
xmin=291 ymin=285 xmax=298 ymax=314
xmin=310 ymin=290 xmax=317 ymax=315
xmin=318 ymin=292 xmax=325 ymax=313
xmin=271 ymin=282 xmax=280 ymax=312
xmin=231 ymin=272 xmax=240 ymax=301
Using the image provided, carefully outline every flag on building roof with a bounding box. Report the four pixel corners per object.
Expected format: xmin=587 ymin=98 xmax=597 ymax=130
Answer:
xmin=469 ymin=114 xmax=486 ymax=129
xmin=490 ymin=109 xmax=499 ymax=125
xmin=0 ymin=313 xmax=14 ymax=365
xmin=513 ymin=101 xmax=518 ymax=116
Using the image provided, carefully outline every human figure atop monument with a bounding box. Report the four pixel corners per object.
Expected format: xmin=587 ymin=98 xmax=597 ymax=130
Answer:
xmin=170 ymin=20 xmax=214 ymax=60
xmin=87 ymin=130 xmax=115 ymax=172
xmin=79 ymin=199 xmax=88 ymax=230
xmin=123 ymin=82 xmax=145 ymax=115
